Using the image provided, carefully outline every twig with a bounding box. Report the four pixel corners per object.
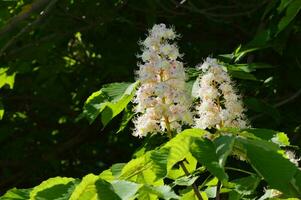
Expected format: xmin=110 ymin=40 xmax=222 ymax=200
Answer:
xmin=0 ymin=0 xmax=50 ymax=37
xmin=250 ymin=88 xmax=301 ymax=121
xmin=216 ymin=180 xmax=221 ymax=200
xmin=0 ymin=0 xmax=59 ymax=57
xmin=179 ymin=162 xmax=203 ymax=200
xmin=274 ymin=89 xmax=301 ymax=107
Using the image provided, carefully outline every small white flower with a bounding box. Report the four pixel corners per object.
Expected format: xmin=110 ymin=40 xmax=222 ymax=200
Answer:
xmin=285 ymin=150 xmax=300 ymax=167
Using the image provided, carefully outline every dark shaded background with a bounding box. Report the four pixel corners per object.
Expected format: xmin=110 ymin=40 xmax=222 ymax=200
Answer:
xmin=0 ymin=0 xmax=300 ymax=194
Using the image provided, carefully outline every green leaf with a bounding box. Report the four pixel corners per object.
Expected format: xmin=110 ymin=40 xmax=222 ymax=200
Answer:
xmin=164 ymin=129 xmax=207 ymax=174
xmin=214 ymin=136 xmax=235 ymax=167
xmin=0 ymin=67 xmax=16 ymax=89
xmin=0 ymin=100 xmax=4 ymax=120
xmin=29 ymin=177 xmax=75 ymax=200
xmin=102 ymin=82 xmax=133 ymax=102
xmin=228 ymin=70 xmax=257 ymax=81
xmin=81 ymin=90 xmax=108 ymax=123
xmin=101 ymin=82 xmax=139 ymax=127
xmin=119 ymin=153 xmax=151 ymax=180
xmin=190 ymin=136 xmax=234 ymax=181
xmin=237 ymin=138 xmax=301 ymax=197
xmin=180 ymin=189 xmax=208 ymax=200
xmin=0 ymin=188 xmax=31 ymax=200
xmin=225 ymin=63 xmax=274 ymax=73
xmin=81 ymin=81 xmax=138 ymax=126
xmin=111 ymin=180 xmax=142 ymax=200
xmin=150 ymin=148 xmax=169 ymax=180
xmin=96 ymin=179 xmax=142 ymax=200
xmin=99 ymin=169 xmax=114 ymax=182
xmin=111 ymin=163 xmax=126 ymax=178
xmin=277 ymin=0 xmax=301 ymax=35
xmin=95 ymin=179 xmax=121 ymax=200
xmin=116 ymin=107 xmax=134 ymax=133
xmin=173 ymin=176 xmax=198 ymax=186
xmin=69 ymin=174 xmax=99 ymax=200
xmin=241 ymin=128 xmax=290 ymax=146
xmin=141 ymin=185 xmax=179 ymax=200
xmin=232 ymin=46 xmax=265 ymax=63
xmin=229 ymin=175 xmax=261 ymax=199
xmin=277 ymin=0 xmax=294 ymax=12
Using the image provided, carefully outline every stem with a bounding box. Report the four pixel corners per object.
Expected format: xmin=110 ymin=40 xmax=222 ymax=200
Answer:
xmin=179 ymin=162 xmax=203 ymax=200
xmin=215 ymin=181 xmax=221 ymax=200
xmin=225 ymin=167 xmax=256 ymax=175
xmin=213 ymin=80 xmax=223 ymax=200
xmin=164 ymin=115 xmax=203 ymax=200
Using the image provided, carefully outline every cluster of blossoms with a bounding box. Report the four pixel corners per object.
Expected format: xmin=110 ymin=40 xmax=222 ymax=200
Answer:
xmin=194 ymin=57 xmax=248 ymax=129
xmin=133 ymin=24 xmax=193 ymax=137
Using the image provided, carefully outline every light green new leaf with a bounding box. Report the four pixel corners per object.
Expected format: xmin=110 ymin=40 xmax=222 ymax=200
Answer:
xmin=150 ymin=148 xmax=170 ymax=180
xmin=0 ymin=67 xmax=16 ymax=89
xmin=111 ymin=163 xmax=126 ymax=178
xmin=29 ymin=177 xmax=75 ymax=200
xmin=81 ymin=81 xmax=138 ymax=126
xmin=119 ymin=153 xmax=151 ymax=180
xmin=69 ymin=174 xmax=99 ymax=200
xmin=0 ymin=100 xmax=4 ymax=120
xmin=0 ymin=188 xmax=31 ymax=200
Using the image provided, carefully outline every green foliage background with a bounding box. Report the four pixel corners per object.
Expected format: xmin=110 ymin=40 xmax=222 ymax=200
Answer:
xmin=0 ymin=0 xmax=300 ymax=195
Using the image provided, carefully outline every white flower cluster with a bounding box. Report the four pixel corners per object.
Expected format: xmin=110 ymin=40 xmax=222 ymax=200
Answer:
xmin=133 ymin=24 xmax=193 ymax=137
xmin=194 ymin=57 xmax=248 ymax=129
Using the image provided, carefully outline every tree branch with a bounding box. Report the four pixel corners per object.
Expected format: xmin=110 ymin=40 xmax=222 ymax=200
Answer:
xmin=250 ymin=89 xmax=301 ymax=121
xmin=0 ymin=0 xmax=59 ymax=57
xmin=0 ymin=0 xmax=50 ymax=37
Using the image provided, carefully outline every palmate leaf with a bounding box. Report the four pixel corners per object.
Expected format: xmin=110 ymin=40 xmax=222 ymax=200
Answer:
xmin=236 ymin=138 xmax=301 ymax=198
xmin=154 ymin=129 xmax=206 ymax=179
xmin=81 ymin=81 xmax=139 ymax=126
xmin=190 ymin=135 xmax=235 ymax=182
